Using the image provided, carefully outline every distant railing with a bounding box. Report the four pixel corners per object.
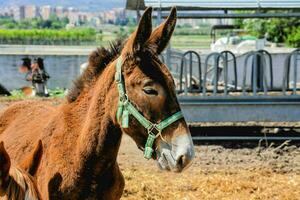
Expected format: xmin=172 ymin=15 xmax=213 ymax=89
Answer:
xmin=179 ymin=51 xmax=202 ymax=94
xmin=282 ymin=49 xmax=300 ymax=95
xmin=162 ymin=49 xmax=300 ymax=97
xmin=203 ymin=52 xmax=229 ymax=96
xmin=243 ymin=51 xmax=270 ymax=96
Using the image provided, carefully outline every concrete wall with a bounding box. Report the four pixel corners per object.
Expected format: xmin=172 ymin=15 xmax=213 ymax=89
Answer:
xmin=0 ymin=54 xmax=87 ymax=90
xmin=0 ymin=46 xmax=297 ymax=91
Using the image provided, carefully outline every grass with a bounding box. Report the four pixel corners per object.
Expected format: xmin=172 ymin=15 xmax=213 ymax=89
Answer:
xmin=95 ymin=25 xmax=212 ymax=50
xmin=0 ymin=87 xmax=65 ymax=101
xmin=170 ymin=35 xmax=211 ymax=50
xmin=100 ymin=33 xmax=212 ymax=50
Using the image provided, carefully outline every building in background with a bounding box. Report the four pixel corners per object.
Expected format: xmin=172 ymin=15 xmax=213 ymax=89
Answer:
xmin=55 ymin=6 xmax=67 ymax=18
xmin=24 ymin=5 xmax=39 ymax=19
xmin=40 ymin=5 xmax=54 ymax=20
xmin=0 ymin=5 xmax=144 ymax=27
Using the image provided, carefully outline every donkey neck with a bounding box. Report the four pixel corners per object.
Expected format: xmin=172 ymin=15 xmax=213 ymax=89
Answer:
xmin=73 ymin=60 xmax=122 ymax=173
xmin=53 ymin=60 xmax=124 ymax=198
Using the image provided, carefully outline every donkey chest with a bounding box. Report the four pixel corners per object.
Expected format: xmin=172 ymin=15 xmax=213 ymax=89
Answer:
xmin=50 ymin=162 xmax=123 ymax=200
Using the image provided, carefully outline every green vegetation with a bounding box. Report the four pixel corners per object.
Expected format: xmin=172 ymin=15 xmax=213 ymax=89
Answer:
xmin=0 ymin=28 xmax=101 ymax=45
xmin=0 ymin=88 xmax=65 ymax=101
xmin=7 ymin=89 xmax=26 ymax=100
xmin=48 ymin=88 xmax=65 ymax=98
xmin=1 ymin=13 xmax=298 ymax=48
xmin=174 ymin=24 xmax=211 ymax=36
xmin=0 ymin=16 xmax=102 ymax=45
xmin=171 ymin=35 xmax=211 ymax=49
xmin=0 ymin=15 xmax=69 ymax=29
xmin=286 ymin=27 xmax=300 ymax=47
xmin=170 ymin=24 xmax=212 ymax=49
xmin=239 ymin=18 xmax=300 ymax=47
xmin=0 ymin=15 xmax=215 ymax=48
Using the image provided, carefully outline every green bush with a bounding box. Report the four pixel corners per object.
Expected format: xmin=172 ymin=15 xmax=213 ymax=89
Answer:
xmin=0 ymin=28 xmax=99 ymax=45
xmin=242 ymin=17 xmax=300 ymax=47
xmin=286 ymin=28 xmax=300 ymax=47
xmin=0 ymin=16 xmax=69 ymax=30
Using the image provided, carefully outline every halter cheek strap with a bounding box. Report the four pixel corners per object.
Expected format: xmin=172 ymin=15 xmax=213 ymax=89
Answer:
xmin=115 ymin=57 xmax=184 ymax=159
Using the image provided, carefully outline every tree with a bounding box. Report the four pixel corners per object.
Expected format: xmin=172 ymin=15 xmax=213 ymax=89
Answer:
xmin=241 ymin=17 xmax=300 ymax=47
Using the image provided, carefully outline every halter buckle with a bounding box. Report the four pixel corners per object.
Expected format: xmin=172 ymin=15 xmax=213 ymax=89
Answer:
xmin=119 ymin=94 xmax=128 ymax=104
xmin=147 ymin=124 xmax=161 ymax=137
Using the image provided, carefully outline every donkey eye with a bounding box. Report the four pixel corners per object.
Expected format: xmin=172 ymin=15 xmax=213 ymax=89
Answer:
xmin=143 ymin=87 xmax=158 ymax=96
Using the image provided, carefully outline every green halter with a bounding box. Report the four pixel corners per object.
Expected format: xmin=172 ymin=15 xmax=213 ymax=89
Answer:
xmin=115 ymin=57 xmax=184 ymax=159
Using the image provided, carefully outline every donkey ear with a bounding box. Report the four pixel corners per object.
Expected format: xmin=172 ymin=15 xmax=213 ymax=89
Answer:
xmin=126 ymin=7 xmax=153 ymax=52
xmin=0 ymin=142 xmax=11 ymax=189
xmin=148 ymin=7 xmax=177 ymax=54
xmin=20 ymin=140 xmax=43 ymax=176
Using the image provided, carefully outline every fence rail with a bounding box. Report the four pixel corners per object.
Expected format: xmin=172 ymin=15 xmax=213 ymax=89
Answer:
xmin=162 ymin=48 xmax=300 ymax=98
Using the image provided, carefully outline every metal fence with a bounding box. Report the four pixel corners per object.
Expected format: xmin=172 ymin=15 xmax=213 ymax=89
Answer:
xmin=164 ymin=49 xmax=300 ymax=98
xmin=160 ymin=48 xmax=300 ymax=124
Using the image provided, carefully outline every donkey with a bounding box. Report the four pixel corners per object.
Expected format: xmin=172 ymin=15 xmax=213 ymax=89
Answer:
xmin=0 ymin=140 xmax=43 ymax=200
xmin=0 ymin=7 xmax=194 ymax=199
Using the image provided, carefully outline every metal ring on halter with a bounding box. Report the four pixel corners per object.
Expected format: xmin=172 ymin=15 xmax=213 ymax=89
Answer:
xmin=123 ymin=94 xmax=129 ymax=104
xmin=120 ymin=94 xmax=128 ymax=104
xmin=147 ymin=124 xmax=160 ymax=137
xmin=147 ymin=124 xmax=167 ymax=142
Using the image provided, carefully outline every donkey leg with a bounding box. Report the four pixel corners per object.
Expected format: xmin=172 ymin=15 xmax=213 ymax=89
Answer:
xmin=101 ymin=163 xmax=124 ymax=200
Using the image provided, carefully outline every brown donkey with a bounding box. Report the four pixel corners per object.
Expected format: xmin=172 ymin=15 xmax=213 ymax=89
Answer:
xmin=0 ymin=7 xmax=194 ymax=199
xmin=0 ymin=140 xmax=43 ymax=200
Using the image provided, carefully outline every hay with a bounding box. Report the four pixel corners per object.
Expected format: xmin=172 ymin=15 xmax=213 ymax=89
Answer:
xmin=121 ymin=167 xmax=300 ymax=200
xmin=118 ymin=136 xmax=300 ymax=200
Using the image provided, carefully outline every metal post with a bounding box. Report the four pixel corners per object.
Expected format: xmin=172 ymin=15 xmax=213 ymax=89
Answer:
xmin=184 ymin=58 xmax=188 ymax=95
xmin=213 ymin=54 xmax=218 ymax=95
xmin=166 ymin=46 xmax=171 ymax=70
xmin=224 ymin=57 xmax=228 ymax=95
xmin=293 ymin=54 xmax=298 ymax=95
xmin=253 ymin=54 xmax=258 ymax=96
xmin=157 ymin=0 xmax=162 ymax=25
xmin=189 ymin=53 xmax=193 ymax=91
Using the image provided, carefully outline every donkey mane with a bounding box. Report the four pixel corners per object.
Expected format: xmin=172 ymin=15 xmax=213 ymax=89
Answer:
xmin=67 ymin=39 xmax=160 ymax=103
xmin=67 ymin=40 xmax=123 ymax=102
xmin=6 ymin=166 xmax=41 ymax=200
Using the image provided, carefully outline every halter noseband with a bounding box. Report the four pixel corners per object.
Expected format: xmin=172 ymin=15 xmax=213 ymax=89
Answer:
xmin=115 ymin=57 xmax=184 ymax=159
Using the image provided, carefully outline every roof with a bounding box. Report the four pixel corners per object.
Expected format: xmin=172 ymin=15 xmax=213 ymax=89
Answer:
xmin=126 ymin=0 xmax=146 ymax=10
xmin=126 ymin=0 xmax=300 ymax=10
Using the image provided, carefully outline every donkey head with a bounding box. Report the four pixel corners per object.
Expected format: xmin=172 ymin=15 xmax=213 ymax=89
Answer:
xmin=112 ymin=7 xmax=194 ymax=172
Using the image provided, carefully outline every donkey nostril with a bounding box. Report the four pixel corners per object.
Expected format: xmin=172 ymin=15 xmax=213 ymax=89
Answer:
xmin=175 ymin=154 xmax=193 ymax=172
xmin=176 ymin=155 xmax=185 ymax=168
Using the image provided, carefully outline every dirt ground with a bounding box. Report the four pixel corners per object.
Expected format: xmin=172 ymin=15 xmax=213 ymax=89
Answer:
xmin=0 ymin=99 xmax=300 ymax=200
xmin=119 ymin=136 xmax=300 ymax=200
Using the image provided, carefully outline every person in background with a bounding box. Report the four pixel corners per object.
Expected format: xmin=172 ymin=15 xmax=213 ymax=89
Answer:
xmin=19 ymin=57 xmax=32 ymax=73
xmin=26 ymin=58 xmax=50 ymax=97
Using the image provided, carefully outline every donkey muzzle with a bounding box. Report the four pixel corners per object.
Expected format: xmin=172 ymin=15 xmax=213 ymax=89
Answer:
xmin=157 ymin=134 xmax=195 ymax=172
